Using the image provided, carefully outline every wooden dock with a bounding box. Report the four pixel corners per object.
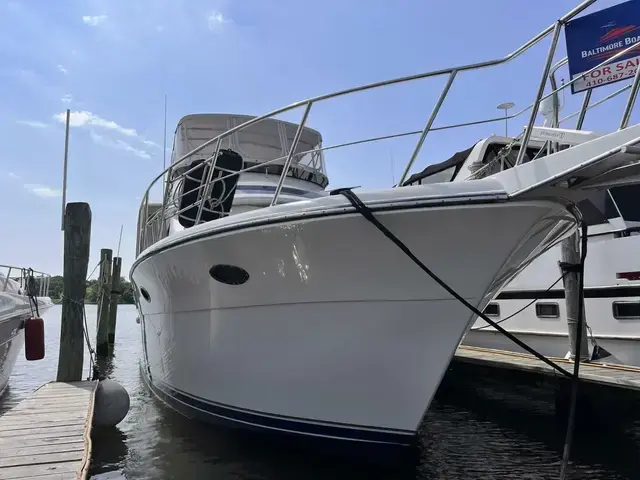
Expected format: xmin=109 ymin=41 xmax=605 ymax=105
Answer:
xmin=455 ymin=345 xmax=640 ymax=391
xmin=0 ymin=381 xmax=97 ymax=480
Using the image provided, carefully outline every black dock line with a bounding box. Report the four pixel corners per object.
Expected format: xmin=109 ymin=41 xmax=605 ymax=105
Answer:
xmin=330 ymin=187 xmax=574 ymax=379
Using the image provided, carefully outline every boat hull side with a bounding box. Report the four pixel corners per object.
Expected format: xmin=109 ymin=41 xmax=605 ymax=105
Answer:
xmin=132 ymin=200 xmax=575 ymax=444
xmin=0 ymin=293 xmax=32 ymax=396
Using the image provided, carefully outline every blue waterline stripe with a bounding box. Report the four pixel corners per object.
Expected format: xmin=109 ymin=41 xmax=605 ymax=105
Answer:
xmin=150 ymin=376 xmax=415 ymax=445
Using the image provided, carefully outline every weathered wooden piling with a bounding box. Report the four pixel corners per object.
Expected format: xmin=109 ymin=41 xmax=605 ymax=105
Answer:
xmin=96 ymin=248 xmax=112 ymax=357
xmin=561 ymin=231 xmax=589 ymax=361
xmin=57 ymin=202 xmax=92 ymax=383
xmin=107 ymin=256 xmax=122 ymax=348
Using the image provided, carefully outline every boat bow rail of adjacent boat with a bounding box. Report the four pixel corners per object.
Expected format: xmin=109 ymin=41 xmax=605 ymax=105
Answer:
xmin=136 ymin=0 xmax=640 ymax=256
xmin=0 ymin=264 xmax=52 ymax=298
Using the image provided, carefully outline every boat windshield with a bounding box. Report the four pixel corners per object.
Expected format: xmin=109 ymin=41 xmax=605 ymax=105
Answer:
xmin=401 ymin=140 xmax=547 ymax=187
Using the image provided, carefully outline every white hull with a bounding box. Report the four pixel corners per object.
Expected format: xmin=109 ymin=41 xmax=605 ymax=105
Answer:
xmin=465 ymin=231 xmax=640 ymax=365
xmin=132 ymin=196 xmax=574 ymax=445
xmin=0 ymin=293 xmax=53 ymax=396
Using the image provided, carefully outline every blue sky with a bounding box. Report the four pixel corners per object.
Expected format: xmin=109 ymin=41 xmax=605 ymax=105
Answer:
xmin=0 ymin=0 xmax=636 ymax=279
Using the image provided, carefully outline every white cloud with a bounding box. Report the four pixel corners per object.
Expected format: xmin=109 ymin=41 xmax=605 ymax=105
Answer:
xmin=7 ymin=172 xmax=20 ymax=179
xmin=61 ymin=94 xmax=73 ymax=104
xmin=16 ymin=120 xmax=48 ymax=128
xmin=90 ymin=131 xmax=151 ymax=159
xmin=117 ymin=141 xmax=151 ymax=159
xmin=54 ymin=110 xmax=152 ymax=159
xmin=57 ymin=64 xmax=68 ymax=75
xmin=53 ymin=110 xmax=137 ymax=137
xmin=82 ymin=15 xmax=108 ymax=27
xmin=24 ymin=184 xmax=61 ymax=198
xmin=142 ymin=139 xmax=161 ymax=149
xmin=208 ymin=11 xmax=230 ymax=31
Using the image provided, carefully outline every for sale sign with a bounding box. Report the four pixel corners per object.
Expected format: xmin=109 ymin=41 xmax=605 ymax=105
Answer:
xmin=565 ymin=0 xmax=640 ymax=94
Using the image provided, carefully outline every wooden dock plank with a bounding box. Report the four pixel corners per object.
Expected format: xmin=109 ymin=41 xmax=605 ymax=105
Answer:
xmin=0 ymin=425 xmax=84 ymax=438
xmin=1 ymin=409 xmax=87 ymax=419
xmin=9 ymin=401 xmax=92 ymax=412
xmin=455 ymin=345 xmax=640 ymax=390
xmin=0 ymin=416 xmax=87 ymax=425
xmin=0 ymin=435 xmax=82 ymax=449
xmin=0 ymin=421 xmax=86 ymax=432
xmin=0 ymin=461 xmax=77 ymax=480
xmin=0 ymin=451 xmax=83 ymax=469
xmin=5 ymin=399 xmax=87 ymax=415
xmin=0 ymin=442 xmax=85 ymax=459
xmin=0 ymin=381 xmax=97 ymax=480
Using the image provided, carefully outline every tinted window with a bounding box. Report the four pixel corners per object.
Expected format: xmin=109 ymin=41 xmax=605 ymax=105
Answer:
xmin=536 ymin=302 xmax=559 ymax=318
xmin=484 ymin=303 xmax=500 ymax=316
xmin=416 ymin=166 xmax=458 ymax=185
xmin=609 ymin=185 xmax=640 ymax=222
xmin=613 ymin=301 xmax=640 ymax=319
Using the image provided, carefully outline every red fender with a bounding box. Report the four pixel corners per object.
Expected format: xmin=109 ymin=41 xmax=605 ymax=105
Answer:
xmin=24 ymin=317 xmax=45 ymax=361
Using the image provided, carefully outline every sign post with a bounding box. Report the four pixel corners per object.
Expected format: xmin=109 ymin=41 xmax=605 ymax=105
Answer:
xmin=565 ymin=0 xmax=640 ymax=94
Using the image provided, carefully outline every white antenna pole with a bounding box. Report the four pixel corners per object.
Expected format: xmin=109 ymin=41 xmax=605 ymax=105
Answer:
xmin=390 ymin=149 xmax=396 ymax=186
xmin=497 ymin=102 xmax=515 ymax=138
xmin=163 ymin=94 xmax=168 ymax=171
xmin=61 ymin=108 xmax=71 ymax=231
xmin=116 ymin=224 xmax=123 ymax=257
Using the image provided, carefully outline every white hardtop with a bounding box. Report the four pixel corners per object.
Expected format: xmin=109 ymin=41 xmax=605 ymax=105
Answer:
xmin=172 ymin=113 xmax=326 ymax=174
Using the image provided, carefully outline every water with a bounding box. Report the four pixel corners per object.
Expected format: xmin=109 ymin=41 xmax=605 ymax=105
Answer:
xmin=2 ymin=305 xmax=639 ymax=479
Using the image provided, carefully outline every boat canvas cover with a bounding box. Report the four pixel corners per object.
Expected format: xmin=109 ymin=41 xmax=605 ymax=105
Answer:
xmin=401 ymin=143 xmax=478 ymax=187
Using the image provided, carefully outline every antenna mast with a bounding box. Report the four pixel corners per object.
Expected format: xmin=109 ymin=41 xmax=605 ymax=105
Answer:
xmin=163 ymin=94 xmax=168 ymax=170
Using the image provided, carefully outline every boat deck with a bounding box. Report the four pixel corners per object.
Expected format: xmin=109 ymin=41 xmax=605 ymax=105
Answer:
xmin=0 ymin=381 xmax=97 ymax=480
xmin=455 ymin=345 xmax=640 ymax=390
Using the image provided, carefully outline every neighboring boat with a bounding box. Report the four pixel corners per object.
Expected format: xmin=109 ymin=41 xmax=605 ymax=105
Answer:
xmin=405 ymin=131 xmax=640 ymax=366
xmin=131 ymin=0 xmax=640 ymax=448
xmin=0 ymin=266 xmax=54 ymax=396
xmin=412 ymin=52 xmax=640 ymax=366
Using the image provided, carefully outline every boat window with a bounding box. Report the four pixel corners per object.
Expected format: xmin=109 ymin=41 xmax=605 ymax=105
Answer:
xmin=608 ymin=185 xmax=640 ymax=223
xmin=612 ymin=301 xmax=640 ymax=320
xmin=577 ymin=184 xmax=640 ymax=228
xmin=401 ymin=143 xmax=477 ymax=187
xmin=480 ymin=143 xmax=544 ymax=170
xmin=535 ymin=302 xmax=559 ymax=318
xmin=483 ymin=303 xmax=500 ymax=317
xmin=414 ymin=166 xmax=458 ymax=185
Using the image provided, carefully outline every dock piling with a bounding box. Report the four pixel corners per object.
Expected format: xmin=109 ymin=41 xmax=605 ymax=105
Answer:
xmin=107 ymin=256 xmax=122 ymax=349
xmin=96 ymin=248 xmax=112 ymax=357
xmin=560 ymin=232 xmax=589 ymax=361
xmin=57 ymin=202 xmax=92 ymax=383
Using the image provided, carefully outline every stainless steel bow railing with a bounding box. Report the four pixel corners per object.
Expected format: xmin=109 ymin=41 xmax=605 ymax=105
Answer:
xmin=0 ymin=265 xmax=51 ymax=297
xmin=137 ymin=0 xmax=640 ymax=255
